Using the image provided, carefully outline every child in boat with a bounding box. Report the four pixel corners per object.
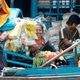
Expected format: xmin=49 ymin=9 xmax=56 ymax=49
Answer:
xmin=59 ymin=14 xmax=80 ymax=51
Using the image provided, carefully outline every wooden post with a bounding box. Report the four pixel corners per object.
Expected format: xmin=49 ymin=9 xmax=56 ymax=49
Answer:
xmin=74 ymin=47 xmax=78 ymax=66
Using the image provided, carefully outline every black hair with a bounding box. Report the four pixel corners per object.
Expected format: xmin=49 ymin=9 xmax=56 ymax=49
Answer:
xmin=37 ymin=22 xmax=44 ymax=31
xmin=66 ymin=14 xmax=80 ymax=26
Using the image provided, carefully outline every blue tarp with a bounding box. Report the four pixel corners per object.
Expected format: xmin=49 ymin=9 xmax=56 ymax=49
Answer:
xmin=9 ymin=8 xmax=23 ymax=18
xmin=0 ymin=8 xmax=23 ymax=31
xmin=0 ymin=18 xmax=15 ymax=31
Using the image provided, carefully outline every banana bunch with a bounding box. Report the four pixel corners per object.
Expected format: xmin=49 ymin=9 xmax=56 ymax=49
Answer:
xmin=25 ymin=20 xmax=38 ymax=39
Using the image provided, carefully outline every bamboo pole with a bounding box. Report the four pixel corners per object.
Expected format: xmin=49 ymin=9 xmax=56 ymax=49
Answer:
xmin=41 ymin=40 xmax=80 ymax=67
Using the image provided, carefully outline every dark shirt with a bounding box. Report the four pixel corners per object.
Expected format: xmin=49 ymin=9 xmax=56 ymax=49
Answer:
xmin=59 ymin=27 xmax=79 ymax=50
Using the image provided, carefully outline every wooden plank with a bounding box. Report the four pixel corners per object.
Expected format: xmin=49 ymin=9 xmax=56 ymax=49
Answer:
xmin=1 ymin=75 xmax=80 ymax=80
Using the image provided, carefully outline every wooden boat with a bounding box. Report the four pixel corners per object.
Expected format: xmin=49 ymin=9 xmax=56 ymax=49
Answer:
xmin=1 ymin=40 xmax=80 ymax=80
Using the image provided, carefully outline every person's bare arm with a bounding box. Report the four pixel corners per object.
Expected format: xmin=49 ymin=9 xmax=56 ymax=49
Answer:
xmin=63 ymin=38 xmax=72 ymax=46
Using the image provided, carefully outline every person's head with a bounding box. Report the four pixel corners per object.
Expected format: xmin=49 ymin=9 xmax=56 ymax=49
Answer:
xmin=66 ymin=14 xmax=80 ymax=31
xmin=36 ymin=24 xmax=44 ymax=38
